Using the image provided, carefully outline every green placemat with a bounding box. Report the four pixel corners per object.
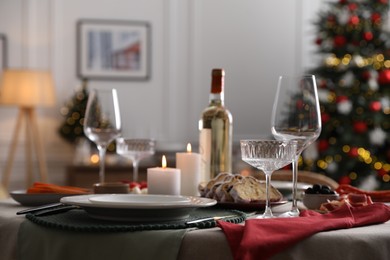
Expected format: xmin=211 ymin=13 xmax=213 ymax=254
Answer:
xmin=25 ymin=207 xmax=247 ymax=232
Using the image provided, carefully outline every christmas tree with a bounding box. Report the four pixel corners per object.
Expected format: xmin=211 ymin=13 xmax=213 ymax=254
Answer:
xmin=58 ymin=79 xmax=89 ymax=143
xmin=58 ymin=80 xmax=117 ymax=153
xmin=304 ymin=0 xmax=390 ymax=190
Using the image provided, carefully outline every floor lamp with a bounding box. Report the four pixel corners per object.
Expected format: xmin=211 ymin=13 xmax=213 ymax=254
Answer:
xmin=0 ymin=69 xmax=56 ymax=190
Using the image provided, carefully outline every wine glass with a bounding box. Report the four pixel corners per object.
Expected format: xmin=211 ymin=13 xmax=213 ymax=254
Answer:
xmin=116 ymin=138 xmax=156 ymax=182
xmin=84 ymin=88 xmax=122 ymax=183
xmin=240 ymin=140 xmax=297 ymax=218
xmin=271 ymin=75 xmax=322 ymax=217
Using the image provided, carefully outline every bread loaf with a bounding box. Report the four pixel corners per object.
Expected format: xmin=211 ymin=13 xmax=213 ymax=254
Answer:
xmin=199 ymin=172 xmax=282 ymax=203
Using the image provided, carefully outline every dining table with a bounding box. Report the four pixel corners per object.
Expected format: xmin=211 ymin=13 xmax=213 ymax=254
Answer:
xmin=1 ymin=196 xmax=390 ymax=260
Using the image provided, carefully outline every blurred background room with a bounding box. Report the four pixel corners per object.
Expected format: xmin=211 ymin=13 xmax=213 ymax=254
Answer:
xmin=0 ymin=0 xmax=389 ymax=192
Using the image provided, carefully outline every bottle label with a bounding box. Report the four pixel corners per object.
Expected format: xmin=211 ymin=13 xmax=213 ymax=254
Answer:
xmin=199 ymin=128 xmax=211 ymax=182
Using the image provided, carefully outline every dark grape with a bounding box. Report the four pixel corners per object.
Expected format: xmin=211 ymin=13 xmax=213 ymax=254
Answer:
xmin=305 ymin=184 xmax=336 ymax=195
xmin=312 ymin=184 xmax=322 ymax=192
xmin=305 ymin=187 xmax=315 ymax=194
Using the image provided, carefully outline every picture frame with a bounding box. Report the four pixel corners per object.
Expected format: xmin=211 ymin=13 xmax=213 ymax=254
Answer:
xmin=0 ymin=34 xmax=7 ymax=74
xmin=77 ymin=19 xmax=151 ymax=81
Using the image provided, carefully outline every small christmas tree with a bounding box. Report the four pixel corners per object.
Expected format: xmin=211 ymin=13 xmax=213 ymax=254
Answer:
xmin=58 ymin=79 xmax=89 ymax=143
xmin=305 ymin=0 xmax=390 ymax=190
xmin=58 ymin=80 xmax=117 ymax=153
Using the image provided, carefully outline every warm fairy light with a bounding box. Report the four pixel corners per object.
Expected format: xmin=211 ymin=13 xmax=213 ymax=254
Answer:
xmin=90 ymin=154 xmax=99 ymax=164
xmin=374 ymin=162 xmax=383 ymax=170
xmin=324 ymin=53 xmax=390 ymax=70
xmin=187 ymin=143 xmax=192 ymax=153
xmin=162 ymin=155 xmax=167 ymax=169
xmin=376 ymin=54 xmax=384 ymax=62
xmin=342 ymin=145 xmax=350 ymax=153
xmin=317 ymin=160 xmax=328 ymax=169
xmin=349 ymin=172 xmax=357 ymax=180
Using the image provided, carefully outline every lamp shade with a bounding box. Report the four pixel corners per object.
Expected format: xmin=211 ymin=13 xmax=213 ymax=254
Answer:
xmin=0 ymin=69 xmax=56 ymax=107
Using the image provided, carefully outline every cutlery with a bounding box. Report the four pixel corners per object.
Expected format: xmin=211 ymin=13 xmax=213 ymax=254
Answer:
xmin=17 ymin=203 xmax=80 ymax=216
xmin=34 ymin=205 xmax=79 ymax=216
xmin=185 ymin=215 xmax=237 ymax=225
xmin=17 ymin=202 xmax=64 ymax=215
xmin=185 ymin=211 xmax=257 ymax=225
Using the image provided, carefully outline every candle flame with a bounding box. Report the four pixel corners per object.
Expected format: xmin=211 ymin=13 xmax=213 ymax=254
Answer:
xmin=162 ymin=155 xmax=167 ymax=168
xmin=186 ymin=143 xmax=192 ymax=153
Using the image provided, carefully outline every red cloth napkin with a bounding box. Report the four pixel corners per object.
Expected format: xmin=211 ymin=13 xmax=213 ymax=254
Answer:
xmin=217 ymin=203 xmax=390 ymax=260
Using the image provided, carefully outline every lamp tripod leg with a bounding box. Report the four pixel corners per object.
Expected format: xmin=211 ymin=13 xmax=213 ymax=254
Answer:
xmin=28 ymin=109 xmax=48 ymax=184
xmin=1 ymin=109 xmax=24 ymax=190
xmin=25 ymin=108 xmax=34 ymax=188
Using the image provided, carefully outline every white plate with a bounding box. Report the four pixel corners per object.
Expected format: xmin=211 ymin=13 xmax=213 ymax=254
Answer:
xmin=272 ymin=181 xmax=311 ymax=191
xmin=61 ymin=194 xmax=217 ymax=222
xmin=88 ymin=194 xmax=192 ymax=208
xmin=10 ymin=190 xmax=78 ymax=206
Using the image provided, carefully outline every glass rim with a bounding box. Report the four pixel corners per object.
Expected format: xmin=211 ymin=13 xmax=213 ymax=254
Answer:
xmin=240 ymin=139 xmax=297 ymax=143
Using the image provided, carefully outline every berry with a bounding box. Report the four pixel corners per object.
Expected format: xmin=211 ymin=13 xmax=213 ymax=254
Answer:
xmin=305 ymin=184 xmax=336 ymax=194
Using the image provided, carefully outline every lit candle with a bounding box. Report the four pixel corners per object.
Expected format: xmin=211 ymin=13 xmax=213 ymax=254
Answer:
xmin=176 ymin=143 xmax=201 ymax=196
xmin=147 ymin=155 xmax=181 ymax=195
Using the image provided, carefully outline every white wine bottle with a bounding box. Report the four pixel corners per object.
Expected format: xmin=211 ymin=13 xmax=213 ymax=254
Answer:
xmin=199 ymin=68 xmax=233 ymax=182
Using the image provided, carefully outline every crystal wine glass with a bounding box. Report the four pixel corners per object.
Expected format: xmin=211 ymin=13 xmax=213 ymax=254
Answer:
xmin=84 ymin=88 xmax=122 ymax=183
xmin=271 ymin=75 xmax=322 ymax=217
xmin=240 ymin=140 xmax=297 ymax=218
xmin=116 ymin=138 xmax=156 ymax=182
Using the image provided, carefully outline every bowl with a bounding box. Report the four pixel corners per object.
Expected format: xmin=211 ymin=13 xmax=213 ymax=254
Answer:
xmin=93 ymin=182 xmax=129 ymax=194
xmin=302 ymin=193 xmax=339 ymax=210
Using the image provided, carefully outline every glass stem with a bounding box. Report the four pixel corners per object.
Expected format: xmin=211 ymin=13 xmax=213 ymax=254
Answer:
xmin=291 ymin=155 xmax=300 ymax=216
xmin=263 ymin=171 xmax=273 ymax=218
xmin=97 ymin=145 xmax=107 ymax=183
xmin=132 ymin=160 xmax=139 ymax=182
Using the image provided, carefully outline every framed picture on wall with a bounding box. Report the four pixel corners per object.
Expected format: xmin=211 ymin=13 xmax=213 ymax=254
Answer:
xmin=0 ymin=34 xmax=7 ymax=73
xmin=77 ymin=19 xmax=151 ymax=80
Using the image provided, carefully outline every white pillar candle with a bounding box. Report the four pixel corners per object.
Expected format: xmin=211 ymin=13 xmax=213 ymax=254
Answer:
xmin=147 ymin=155 xmax=181 ymax=195
xmin=176 ymin=143 xmax=201 ymax=196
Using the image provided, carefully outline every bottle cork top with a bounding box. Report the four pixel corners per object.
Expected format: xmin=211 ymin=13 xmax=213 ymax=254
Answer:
xmin=211 ymin=68 xmax=225 ymax=94
xmin=212 ymin=69 xmax=225 ymax=77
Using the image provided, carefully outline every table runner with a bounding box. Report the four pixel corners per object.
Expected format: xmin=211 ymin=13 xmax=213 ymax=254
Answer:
xmin=18 ymin=208 xmax=246 ymax=260
xmin=218 ymin=203 xmax=390 ymax=260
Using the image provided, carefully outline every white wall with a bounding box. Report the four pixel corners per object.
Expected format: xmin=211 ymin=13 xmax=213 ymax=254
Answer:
xmin=0 ymin=0 xmax=322 ymax=190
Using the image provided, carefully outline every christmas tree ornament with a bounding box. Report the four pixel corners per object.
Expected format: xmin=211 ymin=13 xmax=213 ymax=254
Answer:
xmin=349 ymin=15 xmax=360 ymax=26
xmin=369 ymin=127 xmax=387 ymax=145
xmin=348 ymin=147 xmax=360 ymax=157
xmin=363 ymin=31 xmax=374 ymax=41
xmin=371 ymin=12 xmax=382 ymax=24
xmin=369 ymin=100 xmax=382 ymax=111
xmin=315 ymin=37 xmax=323 ymax=46
xmin=318 ymin=139 xmax=329 ymax=152
xmin=321 ymin=112 xmax=331 ymax=123
xmin=339 ymin=175 xmax=351 ymax=185
xmin=348 ymin=3 xmax=358 ymax=11
xmin=337 ymin=99 xmax=353 ymax=114
xmin=334 ymin=35 xmax=347 ymax=47
xmin=327 ymin=162 xmax=338 ymax=174
xmin=341 ymin=71 xmax=355 ymax=86
xmin=378 ymin=69 xmax=390 ymax=84
xmin=338 ymin=8 xmax=350 ymax=25
xmin=353 ymin=121 xmax=368 ymax=133
xmin=317 ymin=89 xmax=330 ymax=103
xmin=380 ymin=96 xmax=390 ymax=112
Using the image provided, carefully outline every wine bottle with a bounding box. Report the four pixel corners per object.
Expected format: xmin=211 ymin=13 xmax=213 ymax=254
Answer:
xmin=198 ymin=68 xmax=233 ymax=182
